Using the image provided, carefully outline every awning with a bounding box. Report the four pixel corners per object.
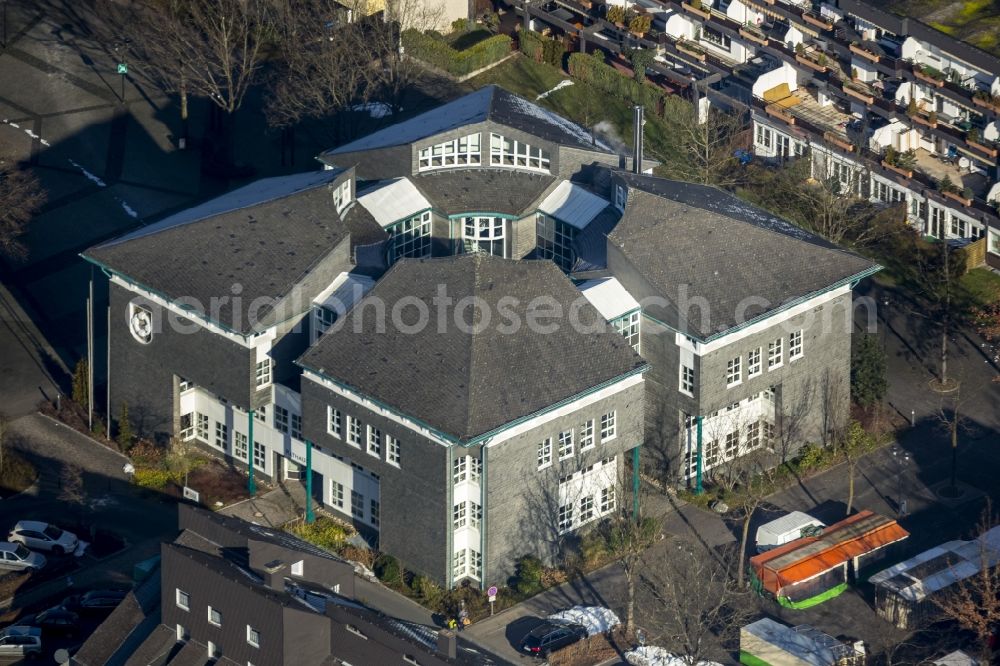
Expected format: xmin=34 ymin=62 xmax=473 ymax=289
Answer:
xmin=357 ymin=178 xmax=431 ymax=228
xmin=538 ymin=180 xmax=611 ymax=230
xmin=751 ymin=510 xmax=909 ymax=594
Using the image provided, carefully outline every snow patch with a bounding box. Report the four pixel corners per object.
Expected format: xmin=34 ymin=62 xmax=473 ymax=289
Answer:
xmin=625 ymin=646 xmax=724 ymax=666
xmin=536 ymin=79 xmax=574 ymax=101
xmin=24 ymin=129 xmax=39 ymax=140
xmin=7 ymin=122 xmax=19 ymax=129
xmin=548 ymin=605 xmax=620 ymax=636
xmin=118 ymin=199 xmax=139 ymax=219
xmin=68 ymin=159 xmax=107 ymax=187
xmin=506 ymin=94 xmax=611 ymax=150
xmin=351 ymin=102 xmax=394 ymax=118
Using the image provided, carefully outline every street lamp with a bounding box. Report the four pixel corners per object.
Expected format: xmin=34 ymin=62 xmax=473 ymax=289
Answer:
xmin=112 ymin=39 xmax=130 ymax=103
xmin=891 ymin=446 xmax=911 ymax=517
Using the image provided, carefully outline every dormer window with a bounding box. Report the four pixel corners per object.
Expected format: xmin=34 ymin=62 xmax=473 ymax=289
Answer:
xmin=489 ymin=133 xmax=550 ymax=171
xmin=418 ymin=133 xmax=481 ymax=171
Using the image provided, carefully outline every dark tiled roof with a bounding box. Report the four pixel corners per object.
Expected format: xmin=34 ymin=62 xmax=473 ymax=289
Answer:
xmin=610 ymin=176 xmax=879 ymax=339
xmin=570 ymin=205 xmax=621 ymax=271
xmin=320 ymin=85 xmax=612 ymax=160
xmin=124 ymin=624 xmax=178 ymax=666
xmin=410 ymin=170 xmax=555 ymax=217
xmin=85 ymin=182 xmax=350 ymax=335
xmin=342 ymin=202 xmax=389 ymax=248
xmin=299 ymin=254 xmax=646 ymax=442
xmin=74 ymin=569 xmax=161 ymax=666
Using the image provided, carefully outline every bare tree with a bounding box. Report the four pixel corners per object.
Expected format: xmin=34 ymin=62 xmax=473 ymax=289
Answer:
xmin=935 ymin=382 xmax=975 ymax=496
xmin=933 ymin=502 xmax=1000 ymax=662
xmin=264 ymin=0 xmax=377 ymax=143
xmin=601 ymin=478 xmax=659 ymax=634
xmin=715 ymin=449 xmax=778 ymax=587
xmin=0 ymin=161 xmax=45 ymax=261
xmin=369 ymin=0 xmax=445 ymax=115
xmin=655 ymin=95 xmax=747 ymax=189
xmin=640 ymin=538 xmax=757 ymax=665
xmin=99 ymin=0 xmax=273 ymax=162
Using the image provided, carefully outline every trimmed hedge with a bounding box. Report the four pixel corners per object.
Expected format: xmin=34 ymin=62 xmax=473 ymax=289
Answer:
xmin=568 ymin=51 xmax=670 ymax=114
xmin=519 ymin=29 xmax=564 ymax=67
xmin=402 ymin=29 xmax=512 ymax=77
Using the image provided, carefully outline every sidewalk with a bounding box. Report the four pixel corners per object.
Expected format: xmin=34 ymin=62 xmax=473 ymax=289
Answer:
xmin=219 ymin=480 xmax=307 ymax=526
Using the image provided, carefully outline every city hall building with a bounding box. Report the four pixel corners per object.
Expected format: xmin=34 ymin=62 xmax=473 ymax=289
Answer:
xmin=84 ymin=84 xmax=876 ymax=587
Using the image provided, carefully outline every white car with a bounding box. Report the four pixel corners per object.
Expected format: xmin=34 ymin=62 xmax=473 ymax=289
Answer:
xmin=8 ymin=520 xmax=79 ymax=555
xmin=0 ymin=625 xmax=42 ymax=659
xmin=0 ymin=542 xmax=46 ymax=572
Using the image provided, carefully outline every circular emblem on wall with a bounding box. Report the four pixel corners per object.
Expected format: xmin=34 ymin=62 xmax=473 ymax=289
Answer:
xmin=129 ymin=303 xmax=153 ymax=344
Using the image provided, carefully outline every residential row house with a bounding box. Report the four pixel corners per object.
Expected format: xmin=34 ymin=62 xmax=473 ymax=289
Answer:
xmin=84 ymin=85 xmax=876 ymax=588
xmin=519 ymin=0 xmax=1000 ymax=268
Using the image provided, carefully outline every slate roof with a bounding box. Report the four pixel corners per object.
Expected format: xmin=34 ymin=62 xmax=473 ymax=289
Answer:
xmin=320 ymin=85 xmax=612 ymax=160
xmin=85 ymin=180 xmax=351 ymax=335
xmin=410 ymin=170 xmax=555 ymax=217
xmin=609 ymin=174 xmax=879 ymax=339
xmin=298 ymin=254 xmax=647 ymax=442
xmin=124 ymin=624 xmax=178 ymax=666
xmin=72 ymin=570 xmax=160 ymax=666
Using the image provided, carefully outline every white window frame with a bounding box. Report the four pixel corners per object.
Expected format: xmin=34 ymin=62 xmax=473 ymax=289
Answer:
xmin=747 ymin=347 xmax=762 ymax=378
xmin=680 ymin=364 xmax=695 ymax=395
xmin=195 ymin=413 xmax=209 ymax=443
xmin=601 ymin=411 xmax=617 ymax=442
xmin=208 ymin=606 xmax=221 ymax=626
xmin=418 ymin=132 xmax=482 ymax=170
xmin=453 ymin=502 xmax=468 ymax=530
xmin=558 ymin=503 xmax=574 ymax=532
xmin=579 ymin=495 xmax=595 ymax=523
xmin=538 ymin=438 xmax=553 ymax=469
xmin=558 ymin=430 xmax=574 ymax=460
xmin=462 ymin=216 xmax=506 ymax=257
xmin=386 ymin=435 xmax=401 ymax=467
xmin=579 ymin=420 xmax=595 ymax=451
xmin=768 ymin=338 xmax=783 ymax=369
xmin=247 ymin=625 xmax=260 ymax=648
xmin=789 ymin=329 xmax=803 ymax=360
xmin=214 ymin=421 xmax=228 ymax=450
xmin=600 ymin=486 xmax=616 ymax=514
xmin=327 ymin=407 xmax=342 ymax=438
xmin=453 ymin=548 xmax=468 ymax=579
xmin=388 ymin=211 xmax=433 ymax=263
xmin=254 ymin=359 xmax=272 ymax=389
xmin=367 ymin=425 xmax=381 ymax=457
xmin=234 ymin=432 xmax=248 ymax=462
xmin=489 ymin=132 xmax=551 ymax=172
xmin=347 ymin=416 xmax=362 ymax=448
xmin=453 ymin=456 xmax=468 ymax=484
xmin=726 ymin=356 xmax=742 ymax=387
xmin=612 ymin=310 xmax=641 ymax=353
xmin=274 ymin=405 xmax=290 ymax=434
xmin=331 ymin=480 xmax=345 ymax=509
xmin=175 ymin=589 xmax=190 ymax=611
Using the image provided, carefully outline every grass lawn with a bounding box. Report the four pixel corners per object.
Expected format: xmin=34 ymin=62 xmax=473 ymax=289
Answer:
xmin=467 ymin=55 xmax=680 ymax=162
xmin=961 ymin=267 xmax=1000 ymax=307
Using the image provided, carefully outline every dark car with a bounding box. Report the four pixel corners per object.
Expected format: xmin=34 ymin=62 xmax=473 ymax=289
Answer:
xmin=519 ymin=621 xmax=588 ymax=657
xmin=62 ymin=589 xmax=129 ymax=614
xmin=25 ymin=607 xmax=81 ymax=636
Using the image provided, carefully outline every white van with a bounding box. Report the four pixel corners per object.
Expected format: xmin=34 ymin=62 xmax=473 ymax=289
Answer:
xmin=755 ymin=511 xmax=825 ymax=553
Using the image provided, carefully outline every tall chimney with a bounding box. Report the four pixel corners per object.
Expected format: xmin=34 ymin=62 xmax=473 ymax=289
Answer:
xmin=632 ymin=105 xmax=644 ymax=175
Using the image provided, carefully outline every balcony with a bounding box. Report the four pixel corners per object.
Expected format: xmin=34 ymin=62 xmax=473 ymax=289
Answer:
xmin=910 ymin=149 xmax=991 ymax=201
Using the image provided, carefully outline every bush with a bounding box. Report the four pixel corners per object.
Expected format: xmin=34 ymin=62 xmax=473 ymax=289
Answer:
xmin=410 ymin=574 xmax=445 ymax=608
xmin=402 ymin=29 xmax=512 ymax=77
xmin=794 ymin=444 xmax=832 ymax=473
xmin=451 ymin=17 xmax=470 ymax=33
xmin=629 ymin=14 xmax=651 ymax=34
xmin=519 ymin=29 xmax=564 ymax=67
xmin=286 ymin=516 xmax=354 ymax=552
xmin=132 ymin=467 xmax=172 ymax=489
xmin=606 ymin=4 xmax=626 ymax=23
xmin=510 ymin=555 xmax=545 ymax=596
xmin=567 ymin=52 xmax=670 ymax=113
xmin=375 ymin=554 xmax=403 ymax=586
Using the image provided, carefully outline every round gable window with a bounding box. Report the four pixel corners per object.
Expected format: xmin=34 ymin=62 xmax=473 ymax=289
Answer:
xmin=129 ymin=302 xmax=154 ymax=344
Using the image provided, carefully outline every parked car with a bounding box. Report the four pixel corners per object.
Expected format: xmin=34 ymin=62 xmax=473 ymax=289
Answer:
xmin=8 ymin=521 xmax=80 ymax=555
xmin=23 ymin=606 xmax=81 ymax=637
xmin=519 ymin=620 xmax=588 ymax=657
xmin=0 ymin=541 xmax=47 ymax=572
xmin=0 ymin=625 xmax=42 ymax=659
xmin=62 ymin=589 xmax=129 ymax=614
